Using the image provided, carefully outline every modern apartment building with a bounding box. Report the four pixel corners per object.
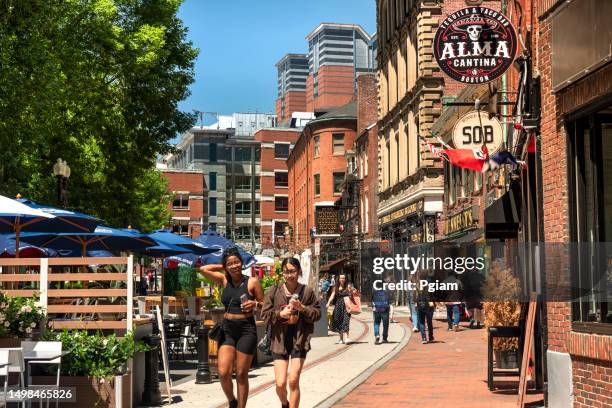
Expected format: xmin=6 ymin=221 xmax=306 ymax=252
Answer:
xmin=165 ymin=112 xmax=272 ymax=249
xmin=306 ymin=23 xmax=377 ymax=112
xmin=275 ymin=54 xmax=309 ymax=124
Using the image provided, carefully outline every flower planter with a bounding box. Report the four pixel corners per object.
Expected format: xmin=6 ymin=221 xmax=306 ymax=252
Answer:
xmin=31 ymin=373 xmax=131 ymax=408
xmin=494 ymin=350 xmax=519 ymax=369
xmin=0 ymin=338 xmax=23 ymax=348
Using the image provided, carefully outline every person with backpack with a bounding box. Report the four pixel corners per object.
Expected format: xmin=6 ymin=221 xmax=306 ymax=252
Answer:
xmin=371 ymin=275 xmax=392 ymax=344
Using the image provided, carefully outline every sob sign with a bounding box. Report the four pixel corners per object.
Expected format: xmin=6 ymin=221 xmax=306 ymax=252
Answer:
xmin=452 ymin=110 xmax=503 ymax=153
xmin=434 ymin=7 xmax=518 ymax=83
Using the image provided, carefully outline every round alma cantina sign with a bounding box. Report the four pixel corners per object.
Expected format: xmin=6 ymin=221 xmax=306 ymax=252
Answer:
xmin=434 ymin=7 xmax=518 ymax=83
xmin=452 ymin=110 xmax=503 ymax=153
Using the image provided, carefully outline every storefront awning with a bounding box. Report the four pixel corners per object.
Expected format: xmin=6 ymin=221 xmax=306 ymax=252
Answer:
xmin=319 ymin=256 xmax=348 ymax=272
xmin=485 ymin=188 xmax=521 ymax=239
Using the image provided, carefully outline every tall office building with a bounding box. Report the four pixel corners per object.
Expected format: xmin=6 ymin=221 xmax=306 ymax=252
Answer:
xmin=305 ymin=23 xmax=376 ymax=112
xmin=275 ymin=54 xmax=309 ymax=124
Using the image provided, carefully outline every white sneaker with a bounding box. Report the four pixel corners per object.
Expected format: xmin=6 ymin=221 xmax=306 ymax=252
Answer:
xmin=335 ymin=339 xmax=345 ymax=344
xmin=344 ymin=339 xmax=352 ymax=344
xmin=412 ymin=327 xmax=419 ymax=333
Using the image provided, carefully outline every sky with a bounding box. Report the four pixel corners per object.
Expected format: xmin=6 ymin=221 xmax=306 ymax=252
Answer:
xmin=176 ymin=0 xmax=376 ymax=123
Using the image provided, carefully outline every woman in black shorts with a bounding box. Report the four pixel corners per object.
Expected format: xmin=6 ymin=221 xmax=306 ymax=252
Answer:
xmin=199 ymin=248 xmax=264 ymax=408
xmin=261 ymin=258 xmax=321 ymax=408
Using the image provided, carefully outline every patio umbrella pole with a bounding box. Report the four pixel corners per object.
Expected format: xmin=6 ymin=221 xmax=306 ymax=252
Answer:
xmin=160 ymin=257 xmax=164 ymax=317
xmin=15 ymin=224 xmax=20 ymax=259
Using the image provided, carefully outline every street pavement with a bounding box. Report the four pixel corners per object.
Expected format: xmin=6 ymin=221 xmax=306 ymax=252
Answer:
xmin=150 ymin=309 xmax=409 ymax=408
xmin=335 ymin=316 xmax=545 ymax=408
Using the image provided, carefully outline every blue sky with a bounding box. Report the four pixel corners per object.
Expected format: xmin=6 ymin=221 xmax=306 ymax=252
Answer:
xmin=177 ymin=0 xmax=376 ymax=122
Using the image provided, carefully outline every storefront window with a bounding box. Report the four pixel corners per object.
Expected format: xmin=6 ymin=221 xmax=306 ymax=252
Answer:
xmin=569 ymin=106 xmax=612 ymax=328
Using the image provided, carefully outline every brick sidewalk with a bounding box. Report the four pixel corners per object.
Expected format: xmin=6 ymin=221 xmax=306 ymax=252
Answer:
xmin=334 ymin=317 xmax=544 ymax=408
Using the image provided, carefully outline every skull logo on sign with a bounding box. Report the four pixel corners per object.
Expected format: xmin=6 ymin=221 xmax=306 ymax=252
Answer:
xmin=467 ymin=25 xmax=482 ymax=41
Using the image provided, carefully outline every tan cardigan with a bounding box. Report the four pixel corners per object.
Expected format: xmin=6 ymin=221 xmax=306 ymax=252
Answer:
xmin=261 ymin=284 xmax=321 ymax=354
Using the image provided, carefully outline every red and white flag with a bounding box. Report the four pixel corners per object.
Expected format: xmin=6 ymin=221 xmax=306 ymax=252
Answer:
xmin=442 ymin=147 xmax=488 ymax=172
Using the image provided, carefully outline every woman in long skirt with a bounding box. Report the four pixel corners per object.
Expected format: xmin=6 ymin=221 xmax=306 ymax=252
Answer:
xmin=326 ymin=274 xmax=352 ymax=344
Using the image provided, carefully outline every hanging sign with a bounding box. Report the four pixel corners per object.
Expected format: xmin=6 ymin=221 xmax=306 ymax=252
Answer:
xmin=434 ymin=7 xmax=518 ymax=83
xmin=452 ymin=110 xmax=503 ymax=153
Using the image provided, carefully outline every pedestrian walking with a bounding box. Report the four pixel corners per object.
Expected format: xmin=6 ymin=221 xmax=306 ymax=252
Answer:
xmin=407 ymin=288 xmax=420 ymax=332
xmin=320 ymin=273 xmax=331 ymax=300
xmin=416 ymin=275 xmax=435 ymax=344
xmin=464 ymin=269 xmax=485 ymax=329
xmin=326 ymin=273 xmax=353 ymax=344
xmin=371 ymin=276 xmax=391 ymax=344
xmin=261 ymin=258 xmax=321 ymax=408
xmin=444 ymin=273 xmax=464 ymax=331
xmin=198 ymin=247 xmax=264 ymax=408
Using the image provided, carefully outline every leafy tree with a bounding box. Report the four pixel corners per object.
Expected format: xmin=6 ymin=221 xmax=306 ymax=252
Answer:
xmin=0 ymin=0 xmax=197 ymax=232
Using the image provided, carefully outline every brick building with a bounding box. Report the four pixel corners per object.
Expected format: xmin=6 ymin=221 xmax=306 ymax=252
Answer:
xmin=375 ymin=0 xmax=474 ymax=279
xmin=305 ymin=23 xmax=376 ymax=113
xmin=535 ymin=1 xmax=612 ymax=406
xmin=424 ymin=0 xmax=612 ymax=405
xmin=287 ymin=102 xmax=357 ymax=251
xmin=159 ymin=169 xmax=205 ymax=238
xmin=355 ymin=74 xmax=380 ymax=241
xmin=254 ymin=128 xmax=301 ymax=250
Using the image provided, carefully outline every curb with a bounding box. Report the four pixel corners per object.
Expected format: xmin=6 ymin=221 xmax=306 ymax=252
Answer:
xmin=314 ymin=319 xmax=411 ymax=408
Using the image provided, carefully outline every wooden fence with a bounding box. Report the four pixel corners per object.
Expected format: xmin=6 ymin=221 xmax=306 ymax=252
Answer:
xmin=0 ymin=256 xmax=133 ymax=331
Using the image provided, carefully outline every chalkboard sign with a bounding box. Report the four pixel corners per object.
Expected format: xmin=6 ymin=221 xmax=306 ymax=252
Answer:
xmin=315 ymin=206 xmax=340 ymax=235
xmin=517 ymin=293 xmax=537 ymax=408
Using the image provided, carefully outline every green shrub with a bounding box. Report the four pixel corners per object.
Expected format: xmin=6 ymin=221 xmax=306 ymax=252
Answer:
xmin=43 ymin=330 xmax=149 ymax=381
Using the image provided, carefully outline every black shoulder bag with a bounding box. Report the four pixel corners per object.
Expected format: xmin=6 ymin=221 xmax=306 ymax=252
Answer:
xmin=208 ymin=301 xmax=227 ymax=343
xmin=257 ymin=284 xmax=280 ymax=355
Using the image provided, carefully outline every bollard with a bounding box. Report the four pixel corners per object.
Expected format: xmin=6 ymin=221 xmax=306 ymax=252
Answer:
xmin=141 ymin=334 xmax=163 ymax=406
xmin=195 ymin=324 xmax=213 ymax=384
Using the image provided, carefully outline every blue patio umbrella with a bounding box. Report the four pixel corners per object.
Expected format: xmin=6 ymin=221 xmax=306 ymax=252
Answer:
xmin=194 ymin=229 xmax=255 ymax=268
xmin=0 ymin=194 xmax=57 ymax=257
xmin=164 ymin=252 xmax=202 ymax=268
xmin=0 ymin=234 xmax=56 ymax=257
xmin=18 ymin=225 xmax=156 ymax=256
xmin=1 ymin=197 xmax=103 ymax=257
xmin=16 ymin=199 xmax=103 ymax=233
xmin=54 ymin=249 xmax=114 ymax=258
xmin=146 ymin=229 xmax=213 ymax=254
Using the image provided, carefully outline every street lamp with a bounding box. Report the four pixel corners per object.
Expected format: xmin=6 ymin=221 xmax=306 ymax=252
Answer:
xmin=52 ymin=158 xmax=71 ymax=208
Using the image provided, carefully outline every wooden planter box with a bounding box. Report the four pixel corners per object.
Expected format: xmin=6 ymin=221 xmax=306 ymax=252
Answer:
xmin=32 ymin=373 xmax=131 ymax=408
xmin=0 ymin=338 xmax=23 ymax=348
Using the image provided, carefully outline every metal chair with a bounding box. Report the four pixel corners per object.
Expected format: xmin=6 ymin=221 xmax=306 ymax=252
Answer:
xmin=7 ymin=348 xmax=26 ymax=408
xmin=181 ymin=321 xmax=198 ymax=358
xmin=164 ymin=322 xmax=185 ymax=361
xmin=21 ymin=341 xmax=62 ymax=408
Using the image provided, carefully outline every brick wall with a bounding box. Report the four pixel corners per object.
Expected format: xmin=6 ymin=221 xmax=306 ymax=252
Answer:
xmin=160 ymin=170 xmax=205 ymax=238
xmin=276 ymin=91 xmax=308 ymax=124
xmin=357 ymin=74 xmax=378 ymax=135
xmin=287 ymin=119 xmax=357 ymax=250
xmin=537 ymin=1 xmax=612 ymax=405
xmin=255 ymin=129 xmax=300 ymax=247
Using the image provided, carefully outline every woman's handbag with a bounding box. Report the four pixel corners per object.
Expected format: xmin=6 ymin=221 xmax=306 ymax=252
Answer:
xmin=257 ymin=284 xmax=280 ymax=356
xmin=344 ymin=292 xmax=362 ymax=315
xmin=209 ymin=320 xmax=225 ymax=343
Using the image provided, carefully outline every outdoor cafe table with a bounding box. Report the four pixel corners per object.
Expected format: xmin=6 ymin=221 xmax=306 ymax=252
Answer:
xmin=8 ymin=349 xmax=70 ymax=386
